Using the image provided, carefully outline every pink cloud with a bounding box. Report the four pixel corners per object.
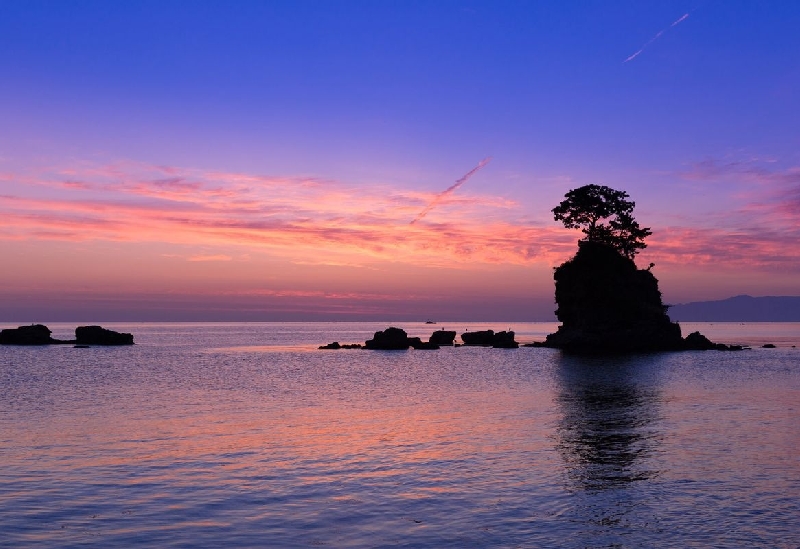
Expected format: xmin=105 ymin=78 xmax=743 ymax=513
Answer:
xmin=0 ymin=161 xmax=577 ymax=268
xmin=2 ymin=158 xmax=800 ymax=277
xmin=187 ymin=254 xmax=233 ymax=262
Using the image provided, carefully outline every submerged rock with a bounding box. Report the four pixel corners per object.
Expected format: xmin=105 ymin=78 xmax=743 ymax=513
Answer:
xmin=75 ymin=325 xmax=134 ymax=345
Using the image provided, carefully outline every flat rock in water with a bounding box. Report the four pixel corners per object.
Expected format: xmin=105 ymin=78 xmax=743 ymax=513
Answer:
xmin=75 ymin=325 xmax=134 ymax=345
xmin=0 ymin=324 xmax=61 ymax=345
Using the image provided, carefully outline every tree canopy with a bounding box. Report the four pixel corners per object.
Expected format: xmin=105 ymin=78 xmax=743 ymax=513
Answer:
xmin=552 ymin=184 xmax=652 ymax=258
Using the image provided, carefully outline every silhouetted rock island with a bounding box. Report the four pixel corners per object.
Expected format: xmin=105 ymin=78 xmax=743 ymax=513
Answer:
xmin=540 ymin=241 xmax=738 ymax=354
xmin=0 ymin=324 xmax=134 ymax=346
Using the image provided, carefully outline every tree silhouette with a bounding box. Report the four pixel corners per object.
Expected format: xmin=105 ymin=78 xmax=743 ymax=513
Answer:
xmin=552 ymin=184 xmax=652 ymax=258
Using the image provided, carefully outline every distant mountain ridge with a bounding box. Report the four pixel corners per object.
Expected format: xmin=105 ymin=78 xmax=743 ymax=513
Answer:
xmin=669 ymin=295 xmax=800 ymax=322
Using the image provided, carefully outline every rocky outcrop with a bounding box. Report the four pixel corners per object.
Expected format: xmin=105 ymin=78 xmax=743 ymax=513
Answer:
xmin=356 ymin=326 xmax=521 ymax=350
xmin=429 ymin=330 xmax=456 ymax=345
xmin=542 ymin=241 xmax=685 ymax=354
xmin=318 ymin=342 xmax=363 ymax=349
xmin=1 ymin=324 xmax=135 ymax=346
xmin=408 ymin=337 xmax=440 ymax=350
xmin=363 ymin=327 xmax=448 ymax=350
xmin=491 ymin=331 xmax=519 ymax=348
xmin=461 ymin=330 xmax=495 ymax=345
xmin=75 ymin=325 xmax=134 ymax=345
xmin=461 ymin=329 xmax=519 ymax=348
xmin=0 ymin=324 xmax=61 ymax=345
xmin=365 ymin=327 xmax=412 ymax=350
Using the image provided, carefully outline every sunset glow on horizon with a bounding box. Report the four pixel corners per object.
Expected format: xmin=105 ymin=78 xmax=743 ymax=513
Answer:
xmin=2 ymin=1 xmax=799 ymax=320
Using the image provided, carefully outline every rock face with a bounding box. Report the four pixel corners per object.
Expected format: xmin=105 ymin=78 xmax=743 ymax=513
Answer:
xmin=461 ymin=330 xmax=519 ymax=348
xmin=543 ymin=241 xmax=683 ymax=354
xmin=75 ymin=325 xmax=134 ymax=345
xmin=0 ymin=324 xmax=60 ymax=345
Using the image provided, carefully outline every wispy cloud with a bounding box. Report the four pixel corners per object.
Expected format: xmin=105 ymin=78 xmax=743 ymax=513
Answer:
xmin=0 ymin=160 xmax=574 ymax=268
xmin=187 ymin=254 xmax=233 ymax=262
xmin=3 ymin=156 xmax=800 ymax=276
xmin=624 ymin=12 xmax=690 ymax=63
xmin=410 ymin=157 xmax=492 ymax=224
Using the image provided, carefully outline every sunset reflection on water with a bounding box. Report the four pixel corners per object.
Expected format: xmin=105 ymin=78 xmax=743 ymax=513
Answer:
xmin=1 ymin=322 xmax=799 ymax=547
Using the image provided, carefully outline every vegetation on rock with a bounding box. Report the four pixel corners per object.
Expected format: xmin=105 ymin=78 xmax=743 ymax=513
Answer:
xmin=552 ymin=184 xmax=652 ymax=258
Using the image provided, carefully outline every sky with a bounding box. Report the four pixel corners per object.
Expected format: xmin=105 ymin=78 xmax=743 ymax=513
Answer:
xmin=1 ymin=0 xmax=799 ymax=321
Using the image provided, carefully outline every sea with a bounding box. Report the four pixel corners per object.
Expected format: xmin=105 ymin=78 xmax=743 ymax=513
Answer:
xmin=1 ymin=322 xmax=798 ymax=548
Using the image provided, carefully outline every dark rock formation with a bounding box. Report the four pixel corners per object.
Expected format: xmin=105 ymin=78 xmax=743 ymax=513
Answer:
xmin=762 ymin=343 xmax=776 ymax=349
xmin=429 ymin=330 xmax=456 ymax=345
xmin=542 ymin=241 xmax=685 ymax=354
xmin=461 ymin=329 xmax=519 ymax=348
xmin=75 ymin=325 xmax=134 ymax=345
xmin=365 ymin=327 xmax=411 ymax=350
xmin=682 ymin=331 xmax=718 ymax=350
xmin=319 ymin=341 xmax=342 ymax=349
xmin=409 ymin=337 xmax=440 ymax=350
xmin=318 ymin=342 xmax=364 ymax=349
xmin=492 ymin=331 xmax=519 ymax=348
xmin=461 ymin=330 xmax=495 ymax=346
xmin=0 ymin=324 xmax=61 ymax=345
xmin=682 ymin=331 xmax=744 ymax=351
xmin=363 ymin=327 xmax=442 ymax=350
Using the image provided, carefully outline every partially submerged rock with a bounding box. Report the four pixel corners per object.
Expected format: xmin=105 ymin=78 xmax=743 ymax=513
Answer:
xmin=75 ymin=325 xmax=134 ymax=345
xmin=0 ymin=324 xmax=60 ymax=345
xmin=461 ymin=329 xmax=519 ymax=348
xmin=492 ymin=331 xmax=519 ymax=348
xmin=429 ymin=330 xmax=456 ymax=345
xmin=408 ymin=337 xmax=440 ymax=350
xmin=0 ymin=323 xmax=135 ymax=346
xmin=365 ymin=327 xmax=412 ymax=350
xmin=461 ymin=330 xmax=495 ymax=346
xmin=363 ymin=327 xmax=453 ymax=350
xmin=319 ymin=341 xmax=363 ymax=349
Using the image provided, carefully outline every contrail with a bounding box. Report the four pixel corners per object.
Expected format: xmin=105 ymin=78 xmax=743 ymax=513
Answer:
xmin=410 ymin=157 xmax=492 ymax=224
xmin=624 ymin=12 xmax=690 ymax=63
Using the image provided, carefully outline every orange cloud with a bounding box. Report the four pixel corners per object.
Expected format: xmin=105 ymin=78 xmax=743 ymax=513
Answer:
xmin=2 ymin=157 xmax=800 ymax=279
xmin=0 ymin=162 xmax=575 ymax=269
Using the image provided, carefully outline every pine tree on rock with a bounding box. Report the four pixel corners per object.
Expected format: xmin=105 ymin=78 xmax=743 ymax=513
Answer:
xmin=552 ymin=184 xmax=652 ymax=258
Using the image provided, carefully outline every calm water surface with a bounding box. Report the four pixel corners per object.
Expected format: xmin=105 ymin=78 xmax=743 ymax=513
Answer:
xmin=1 ymin=322 xmax=798 ymax=548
